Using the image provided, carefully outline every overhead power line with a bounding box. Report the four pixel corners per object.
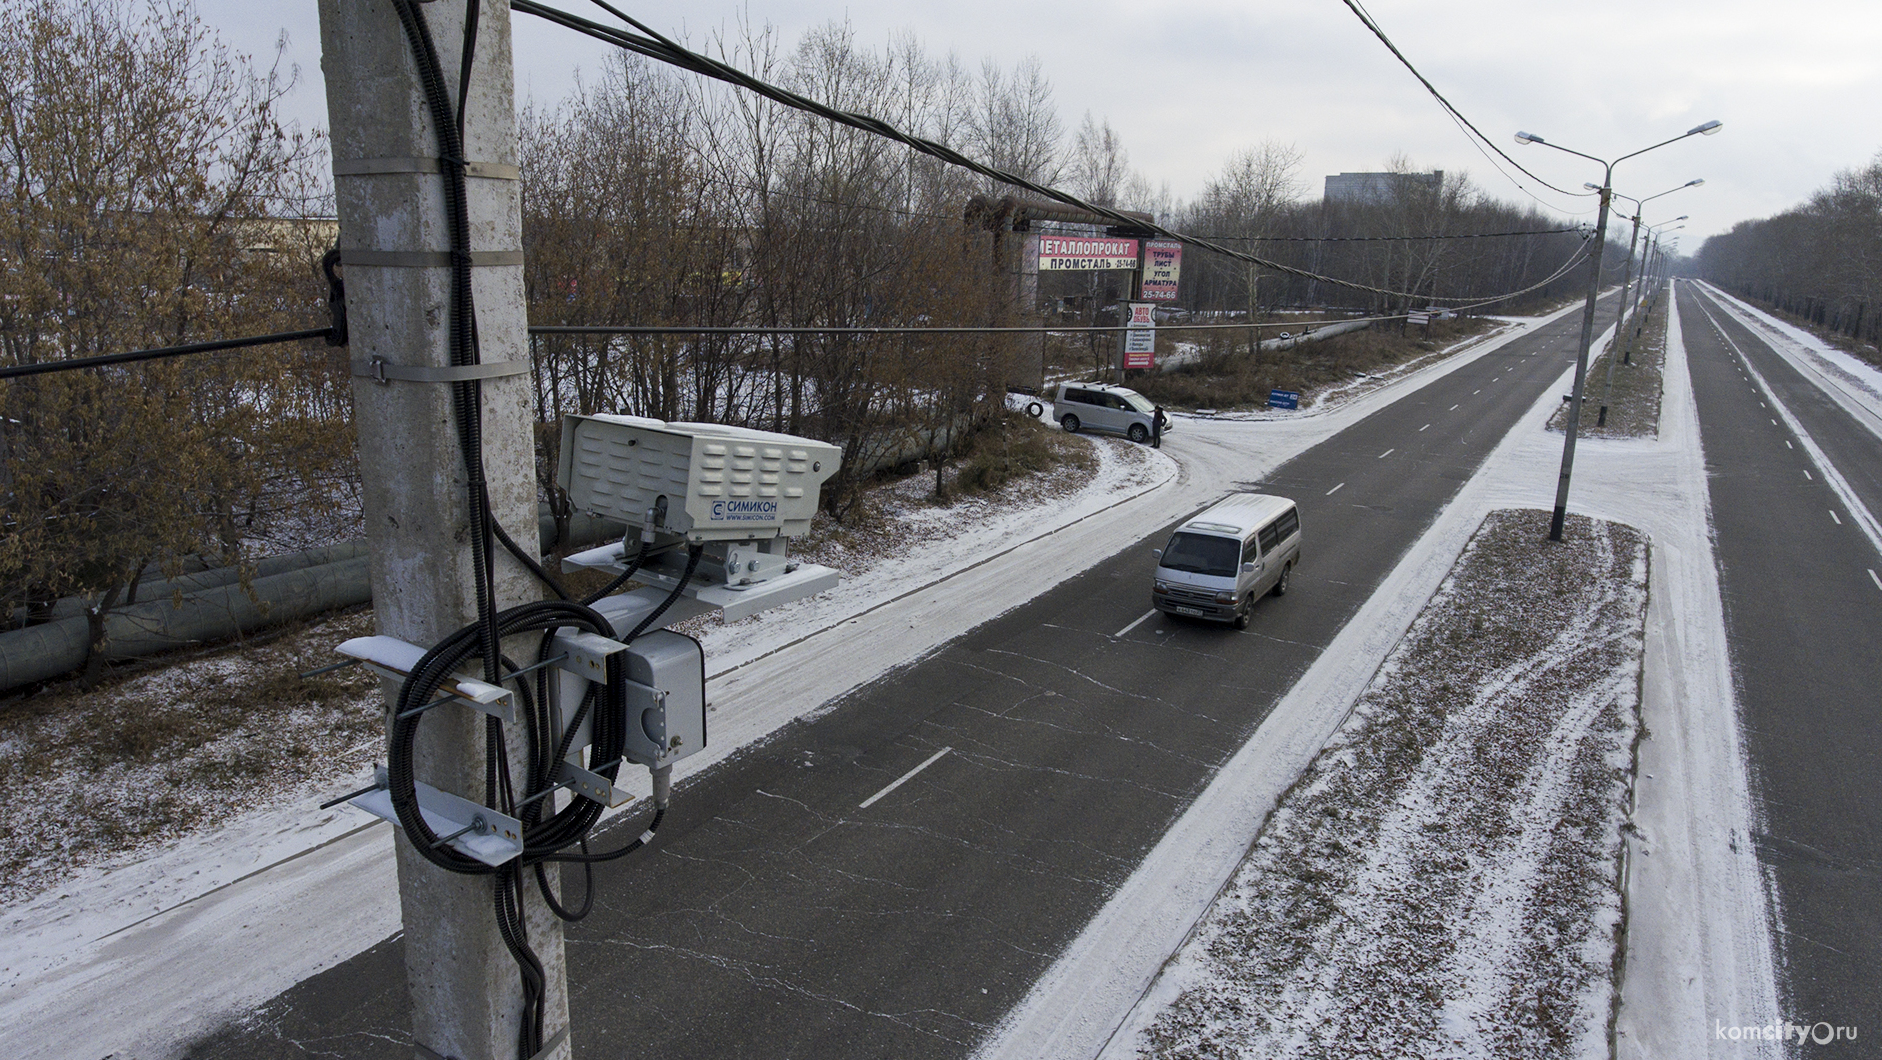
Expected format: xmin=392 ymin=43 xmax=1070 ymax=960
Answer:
xmin=0 ymin=327 xmax=336 ymax=380
xmin=1194 ymin=226 xmax=1584 ymax=242
xmin=1335 ymin=0 xmax=1598 ymax=208
xmin=510 ymin=0 xmax=1584 ymax=307
xmin=1 ymin=238 xmax=1589 ymax=383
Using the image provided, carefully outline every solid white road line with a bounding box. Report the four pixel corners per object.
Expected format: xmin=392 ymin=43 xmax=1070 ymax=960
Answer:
xmin=1326 ymin=482 xmax=1345 ymax=496
xmin=1115 ymin=610 xmax=1157 ymax=638
xmin=1694 ymin=293 xmax=1882 ymax=562
xmin=859 ymin=747 xmax=953 ymax=809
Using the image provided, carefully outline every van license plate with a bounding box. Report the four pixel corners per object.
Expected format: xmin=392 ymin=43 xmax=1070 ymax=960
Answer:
xmin=1171 ymin=605 xmax=1205 ymax=616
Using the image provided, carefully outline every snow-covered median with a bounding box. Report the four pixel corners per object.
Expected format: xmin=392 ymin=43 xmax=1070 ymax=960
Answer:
xmin=1131 ymin=510 xmax=1649 ymax=1059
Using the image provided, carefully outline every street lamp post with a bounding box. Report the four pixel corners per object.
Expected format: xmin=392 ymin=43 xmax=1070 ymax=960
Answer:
xmin=1515 ymin=120 xmax=1721 ymax=540
xmin=1598 ymin=184 xmax=1700 ymax=424
xmin=1623 ymin=218 xmax=1687 ymax=364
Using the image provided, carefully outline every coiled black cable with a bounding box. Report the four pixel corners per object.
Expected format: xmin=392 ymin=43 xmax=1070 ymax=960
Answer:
xmin=382 ymin=6 xmax=674 ymax=1055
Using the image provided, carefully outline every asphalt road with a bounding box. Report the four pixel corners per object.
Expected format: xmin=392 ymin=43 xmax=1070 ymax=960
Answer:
xmin=192 ymin=301 xmax=1615 ymax=1060
xmin=1677 ymin=282 xmax=1882 ymax=1039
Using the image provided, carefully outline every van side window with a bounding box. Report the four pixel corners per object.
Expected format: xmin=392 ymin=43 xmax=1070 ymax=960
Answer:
xmin=1274 ymin=508 xmax=1300 ymax=541
xmin=1257 ymin=523 xmax=1280 ymax=554
xmin=1064 ymin=388 xmax=1093 ymax=405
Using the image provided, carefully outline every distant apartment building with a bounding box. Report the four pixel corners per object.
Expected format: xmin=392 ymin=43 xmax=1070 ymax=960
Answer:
xmin=1323 ymin=170 xmax=1444 ymax=204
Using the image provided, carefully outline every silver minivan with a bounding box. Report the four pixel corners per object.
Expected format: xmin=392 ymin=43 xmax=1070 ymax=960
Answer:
xmin=1052 ymin=382 xmax=1165 ymax=444
xmin=1151 ymin=493 xmax=1301 ymax=629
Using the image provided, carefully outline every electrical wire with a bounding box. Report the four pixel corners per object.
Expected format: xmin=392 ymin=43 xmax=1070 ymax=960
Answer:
xmin=510 ymin=0 xmax=1574 ymax=308
xmin=0 ymin=327 xmax=335 ymax=380
xmin=1191 ymin=226 xmax=1584 ymax=242
xmin=1335 ymin=0 xmax=1597 ymax=207
xmin=382 ymin=5 xmax=667 ymax=1056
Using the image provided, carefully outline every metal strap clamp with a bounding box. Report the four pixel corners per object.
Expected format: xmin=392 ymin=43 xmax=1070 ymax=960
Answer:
xmin=354 ymin=357 xmax=531 ymax=385
xmin=333 ymin=156 xmax=521 ymax=181
xmin=339 ymin=248 xmax=525 ymax=269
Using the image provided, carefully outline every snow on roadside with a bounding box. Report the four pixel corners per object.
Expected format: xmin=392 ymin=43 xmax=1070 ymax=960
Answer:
xmin=1695 ymin=282 xmax=1882 ymax=423
xmin=690 ymin=433 xmax=1166 ymax=676
xmin=1132 ymin=510 xmax=1650 ymax=1060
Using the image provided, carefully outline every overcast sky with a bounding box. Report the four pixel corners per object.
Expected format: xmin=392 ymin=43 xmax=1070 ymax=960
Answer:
xmin=202 ymin=0 xmax=1882 ymax=250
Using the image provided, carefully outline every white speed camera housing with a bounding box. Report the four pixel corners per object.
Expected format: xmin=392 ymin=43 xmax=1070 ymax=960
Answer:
xmin=556 ymin=414 xmax=845 ymax=624
xmin=557 ymin=414 xmax=840 ymax=542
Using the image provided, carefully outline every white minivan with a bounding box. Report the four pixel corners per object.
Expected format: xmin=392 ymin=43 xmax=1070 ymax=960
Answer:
xmin=1151 ymin=493 xmax=1301 ymax=629
xmin=1052 ymin=382 xmax=1165 ymax=444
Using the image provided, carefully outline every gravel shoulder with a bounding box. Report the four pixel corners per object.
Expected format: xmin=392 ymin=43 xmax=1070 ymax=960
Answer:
xmin=1132 ymin=509 xmax=1651 ymax=1059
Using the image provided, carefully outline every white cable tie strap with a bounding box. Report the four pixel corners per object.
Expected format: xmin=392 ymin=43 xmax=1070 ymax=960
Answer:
xmin=333 ymin=156 xmax=522 ymax=181
xmin=353 ymin=357 xmax=532 ymax=385
xmin=340 ymin=248 xmax=525 ymax=269
xmin=639 ymin=830 xmax=656 ymax=845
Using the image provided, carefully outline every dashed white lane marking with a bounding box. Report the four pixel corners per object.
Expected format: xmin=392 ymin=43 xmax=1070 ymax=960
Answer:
xmin=1831 ymin=510 xmax=1843 ymax=526
xmin=1326 ymin=482 xmax=1345 ymax=496
xmin=1449 ymin=404 xmax=1461 ymax=411
xmin=1378 ymin=448 xmax=1395 ymax=459
xmin=1473 ymin=389 xmax=1482 ymax=395
xmin=1804 ymin=469 xmax=1813 ymax=480
xmin=1771 ymin=419 xmax=1779 ymax=426
xmin=1870 ymin=569 xmax=1881 ymax=591
xmin=1420 ymin=424 xmax=1431 ymax=431
xmin=1115 ymin=610 xmax=1157 ymax=638
xmin=1786 ymin=440 xmax=1794 ymax=449
xmin=859 ymin=746 xmax=953 ymax=809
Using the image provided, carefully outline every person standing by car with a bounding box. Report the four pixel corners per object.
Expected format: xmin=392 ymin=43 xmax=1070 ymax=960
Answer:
xmin=1152 ymin=406 xmax=1168 ymax=448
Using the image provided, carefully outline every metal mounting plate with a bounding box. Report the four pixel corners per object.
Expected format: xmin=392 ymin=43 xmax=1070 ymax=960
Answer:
xmin=351 ymin=767 xmax=524 ymax=867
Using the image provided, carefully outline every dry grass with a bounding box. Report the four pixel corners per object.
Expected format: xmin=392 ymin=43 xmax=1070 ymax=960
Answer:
xmin=1130 ymin=317 xmax=1497 ymax=411
xmin=0 ymin=609 xmax=383 ymax=905
xmin=1550 ymin=299 xmax=1668 ymax=439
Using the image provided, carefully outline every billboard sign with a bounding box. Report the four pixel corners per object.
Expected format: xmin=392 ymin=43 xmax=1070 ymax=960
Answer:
xmin=1038 ymin=235 xmax=1139 ymax=271
xmin=1123 ymin=328 xmax=1156 ymax=369
xmin=1268 ymin=388 xmax=1300 ymax=410
xmin=1142 ymin=239 xmax=1183 ymax=301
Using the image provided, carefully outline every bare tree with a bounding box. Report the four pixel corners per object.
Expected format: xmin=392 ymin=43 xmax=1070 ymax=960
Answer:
xmin=0 ymin=0 xmax=343 ymax=681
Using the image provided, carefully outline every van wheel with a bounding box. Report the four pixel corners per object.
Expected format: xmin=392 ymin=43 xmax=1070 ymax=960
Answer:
xmin=1027 ymin=401 xmax=1045 ymax=418
xmin=1271 ymin=564 xmax=1291 ymax=597
xmin=1232 ymin=601 xmax=1251 ymax=630
xmin=1127 ymin=423 xmax=1150 ymax=443
xmin=1061 ymin=415 xmax=1080 ymax=433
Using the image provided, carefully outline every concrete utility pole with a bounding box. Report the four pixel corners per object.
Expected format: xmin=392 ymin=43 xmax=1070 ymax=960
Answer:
xmin=317 ymin=3 xmax=569 ymax=1059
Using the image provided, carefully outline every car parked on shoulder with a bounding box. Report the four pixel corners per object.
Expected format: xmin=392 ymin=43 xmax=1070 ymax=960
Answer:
xmin=1051 ymin=382 xmax=1166 ymax=444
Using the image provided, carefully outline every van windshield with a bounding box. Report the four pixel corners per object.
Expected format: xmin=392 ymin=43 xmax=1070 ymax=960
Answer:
xmin=1161 ymin=532 xmax=1240 ymax=577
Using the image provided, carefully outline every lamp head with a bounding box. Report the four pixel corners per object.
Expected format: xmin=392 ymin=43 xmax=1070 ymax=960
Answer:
xmin=1515 ymin=131 xmax=1542 ymax=145
xmin=1584 ymin=182 xmax=1602 ymax=192
xmin=1674 ymin=215 xmax=1689 ymax=222
xmin=1686 ymin=178 xmax=1705 ymax=187
xmin=1689 ymin=120 xmax=1723 ymax=136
